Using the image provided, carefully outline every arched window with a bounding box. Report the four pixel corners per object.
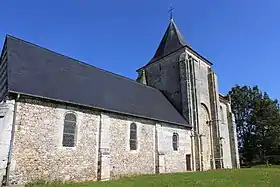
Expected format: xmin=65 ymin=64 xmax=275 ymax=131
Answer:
xmin=172 ymin=133 xmax=179 ymax=151
xmin=63 ymin=113 xmax=76 ymax=147
xmin=220 ymin=106 xmax=224 ymax=123
xmin=130 ymin=123 xmax=137 ymax=150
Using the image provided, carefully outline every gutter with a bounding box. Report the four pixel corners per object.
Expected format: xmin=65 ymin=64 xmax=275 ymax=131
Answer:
xmin=4 ymin=94 xmax=20 ymax=186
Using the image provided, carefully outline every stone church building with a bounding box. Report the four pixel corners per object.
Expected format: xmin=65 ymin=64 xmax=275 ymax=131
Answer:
xmin=0 ymin=19 xmax=239 ymax=185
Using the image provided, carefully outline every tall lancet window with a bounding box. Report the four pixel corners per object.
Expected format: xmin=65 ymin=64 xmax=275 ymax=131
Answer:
xmin=173 ymin=133 xmax=179 ymax=151
xmin=63 ymin=113 xmax=77 ymax=147
xmin=130 ymin=123 xmax=137 ymax=150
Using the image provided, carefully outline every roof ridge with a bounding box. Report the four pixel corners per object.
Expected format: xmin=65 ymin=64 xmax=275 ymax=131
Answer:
xmin=6 ymin=35 xmax=160 ymax=92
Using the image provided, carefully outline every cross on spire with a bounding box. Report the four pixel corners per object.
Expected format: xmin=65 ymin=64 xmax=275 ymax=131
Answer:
xmin=168 ymin=4 xmax=174 ymax=21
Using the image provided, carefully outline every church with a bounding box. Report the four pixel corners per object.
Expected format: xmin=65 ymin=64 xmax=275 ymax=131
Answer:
xmin=0 ymin=18 xmax=239 ymax=185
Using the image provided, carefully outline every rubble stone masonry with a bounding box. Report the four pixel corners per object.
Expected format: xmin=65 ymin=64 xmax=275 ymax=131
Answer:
xmin=7 ymin=98 xmax=191 ymax=184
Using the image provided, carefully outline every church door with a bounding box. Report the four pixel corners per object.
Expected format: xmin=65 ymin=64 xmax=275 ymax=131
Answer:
xmin=186 ymin=154 xmax=191 ymax=171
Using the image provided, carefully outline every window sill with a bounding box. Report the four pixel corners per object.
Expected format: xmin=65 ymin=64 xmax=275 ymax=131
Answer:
xmin=61 ymin=146 xmax=77 ymax=151
xmin=129 ymin=150 xmax=139 ymax=153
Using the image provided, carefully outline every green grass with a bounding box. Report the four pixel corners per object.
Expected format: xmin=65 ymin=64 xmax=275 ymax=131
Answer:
xmin=251 ymin=164 xmax=280 ymax=168
xmin=26 ymin=167 xmax=280 ymax=187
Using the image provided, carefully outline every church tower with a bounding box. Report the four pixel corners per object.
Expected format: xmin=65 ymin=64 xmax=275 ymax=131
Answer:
xmin=137 ymin=18 xmax=240 ymax=171
xmin=137 ymin=19 xmax=188 ymax=114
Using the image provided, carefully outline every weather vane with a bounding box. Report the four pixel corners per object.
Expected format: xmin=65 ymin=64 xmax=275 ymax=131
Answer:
xmin=168 ymin=4 xmax=174 ymax=20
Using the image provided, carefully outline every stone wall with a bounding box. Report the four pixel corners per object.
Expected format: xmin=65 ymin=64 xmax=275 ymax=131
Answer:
xmin=199 ymin=103 xmax=212 ymax=171
xmin=144 ymin=49 xmax=185 ymax=113
xmin=186 ymin=51 xmax=214 ymax=171
xmin=108 ymin=113 xmax=156 ymax=178
xmin=7 ymin=97 xmax=191 ymax=185
xmin=157 ymin=123 xmax=191 ymax=173
xmin=9 ymin=98 xmax=100 ymax=184
xmin=193 ymin=56 xmax=211 ymax=108
xmin=193 ymin=55 xmax=213 ymax=171
xmin=219 ymin=101 xmax=232 ymax=168
xmin=208 ymin=70 xmax=223 ymax=169
xmin=141 ymin=47 xmax=226 ymax=172
xmin=142 ymin=46 xmax=238 ymax=171
xmin=226 ymin=102 xmax=240 ymax=168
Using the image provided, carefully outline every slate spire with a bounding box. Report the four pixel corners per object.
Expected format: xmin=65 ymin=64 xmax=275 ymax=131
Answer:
xmin=149 ymin=19 xmax=189 ymax=64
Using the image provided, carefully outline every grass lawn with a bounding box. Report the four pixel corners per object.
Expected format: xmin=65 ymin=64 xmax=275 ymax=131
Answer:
xmin=27 ymin=167 xmax=280 ymax=187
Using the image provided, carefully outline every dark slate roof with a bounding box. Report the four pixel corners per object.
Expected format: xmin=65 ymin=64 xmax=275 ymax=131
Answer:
xmin=4 ymin=35 xmax=189 ymax=126
xmin=149 ymin=19 xmax=189 ymax=64
xmin=140 ymin=19 xmax=213 ymax=68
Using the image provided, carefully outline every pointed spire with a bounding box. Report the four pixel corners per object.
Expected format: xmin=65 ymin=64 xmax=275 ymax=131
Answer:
xmin=149 ymin=19 xmax=190 ymax=64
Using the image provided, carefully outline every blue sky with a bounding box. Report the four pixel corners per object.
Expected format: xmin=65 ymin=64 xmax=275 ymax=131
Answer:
xmin=1 ymin=0 xmax=279 ymax=99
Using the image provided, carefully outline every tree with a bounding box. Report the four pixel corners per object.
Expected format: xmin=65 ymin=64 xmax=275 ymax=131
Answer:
xmin=228 ymin=85 xmax=280 ymax=165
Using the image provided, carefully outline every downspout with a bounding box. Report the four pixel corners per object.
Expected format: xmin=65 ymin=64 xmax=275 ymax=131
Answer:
xmin=96 ymin=113 xmax=102 ymax=181
xmin=199 ymin=134 xmax=203 ymax=171
xmin=154 ymin=124 xmax=159 ymax=174
xmin=190 ymin=131 xmax=195 ymax=171
xmin=5 ymin=94 xmax=20 ymax=186
xmin=209 ymin=120 xmax=215 ymax=169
